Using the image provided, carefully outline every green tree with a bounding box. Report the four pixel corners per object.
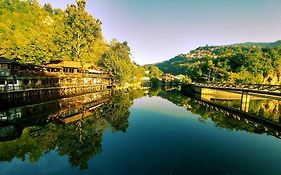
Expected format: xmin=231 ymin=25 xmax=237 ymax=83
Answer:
xmin=43 ymin=3 xmax=53 ymax=14
xmin=99 ymin=40 xmax=144 ymax=85
xmin=54 ymin=0 xmax=104 ymax=63
xmin=145 ymin=65 xmax=163 ymax=78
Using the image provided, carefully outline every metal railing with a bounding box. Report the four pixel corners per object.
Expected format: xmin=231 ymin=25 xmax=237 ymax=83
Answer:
xmin=193 ymin=82 xmax=281 ymax=93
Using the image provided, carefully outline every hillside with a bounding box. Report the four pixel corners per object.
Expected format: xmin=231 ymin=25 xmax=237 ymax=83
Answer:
xmin=230 ymin=40 xmax=281 ymax=47
xmin=156 ymin=42 xmax=281 ymax=84
xmin=0 ymin=0 xmax=145 ymax=86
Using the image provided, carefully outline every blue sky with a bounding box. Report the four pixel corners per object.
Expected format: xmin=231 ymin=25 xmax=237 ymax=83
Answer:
xmin=38 ymin=0 xmax=281 ymax=65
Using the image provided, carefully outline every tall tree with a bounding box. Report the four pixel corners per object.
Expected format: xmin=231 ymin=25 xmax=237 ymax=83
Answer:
xmin=99 ymin=40 xmax=145 ymax=85
xmin=55 ymin=0 xmax=104 ymax=63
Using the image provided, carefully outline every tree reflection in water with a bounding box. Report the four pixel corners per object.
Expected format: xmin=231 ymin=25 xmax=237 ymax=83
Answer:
xmin=154 ymin=88 xmax=281 ymax=138
xmin=0 ymin=87 xmax=280 ymax=170
xmin=0 ymin=89 xmax=145 ymax=170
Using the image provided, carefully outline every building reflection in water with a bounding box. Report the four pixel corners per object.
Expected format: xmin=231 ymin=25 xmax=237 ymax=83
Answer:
xmin=0 ymin=89 xmax=145 ymax=170
xmin=0 ymin=87 xmax=281 ymax=170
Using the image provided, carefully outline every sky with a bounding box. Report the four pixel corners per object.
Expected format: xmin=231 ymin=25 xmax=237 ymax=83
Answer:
xmin=38 ymin=0 xmax=281 ymax=65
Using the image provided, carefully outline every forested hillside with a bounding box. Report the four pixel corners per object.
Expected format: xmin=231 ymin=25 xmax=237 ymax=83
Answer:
xmin=0 ymin=0 xmax=145 ymax=85
xmin=230 ymin=40 xmax=281 ymax=47
xmin=156 ymin=43 xmax=281 ymax=84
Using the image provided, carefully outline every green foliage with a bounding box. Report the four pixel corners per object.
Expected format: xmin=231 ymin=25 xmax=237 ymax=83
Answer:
xmin=144 ymin=65 xmax=163 ymax=78
xmin=150 ymin=77 xmax=161 ymax=86
xmin=0 ymin=0 xmax=145 ymax=84
xmin=98 ymin=40 xmax=145 ymax=85
xmin=230 ymin=40 xmax=281 ymax=48
xmin=157 ymin=89 xmax=273 ymax=134
xmin=0 ymin=0 xmax=56 ymax=64
xmin=177 ymin=74 xmax=192 ymax=83
xmin=0 ymin=89 xmax=144 ymax=169
xmin=156 ymin=45 xmax=281 ymax=84
xmin=43 ymin=3 xmax=53 ymax=14
xmin=54 ymin=0 xmax=104 ymax=63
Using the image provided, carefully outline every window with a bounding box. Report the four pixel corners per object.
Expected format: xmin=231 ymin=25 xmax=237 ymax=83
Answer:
xmin=7 ymin=80 xmax=13 ymax=84
xmin=0 ymin=79 xmax=5 ymax=85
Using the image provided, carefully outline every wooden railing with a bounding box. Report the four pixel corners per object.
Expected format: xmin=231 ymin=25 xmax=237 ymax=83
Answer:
xmin=0 ymin=84 xmax=109 ymax=93
xmin=43 ymin=72 xmax=111 ymax=79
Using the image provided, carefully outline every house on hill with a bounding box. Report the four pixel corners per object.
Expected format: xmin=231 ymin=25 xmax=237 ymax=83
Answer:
xmin=161 ymin=74 xmax=181 ymax=82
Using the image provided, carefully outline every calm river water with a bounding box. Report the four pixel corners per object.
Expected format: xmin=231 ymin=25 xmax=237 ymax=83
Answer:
xmin=0 ymin=88 xmax=281 ymax=175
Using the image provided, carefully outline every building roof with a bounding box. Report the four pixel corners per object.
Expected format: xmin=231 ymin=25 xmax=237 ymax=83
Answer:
xmin=0 ymin=57 xmax=14 ymax=64
xmin=45 ymin=60 xmax=107 ymax=73
xmin=85 ymin=64 xmax=105 ymax=71
xmin=87 ymin=69 xmax=104 ymax=74
xmin=45 ymin=60 xmax=82 ymax=68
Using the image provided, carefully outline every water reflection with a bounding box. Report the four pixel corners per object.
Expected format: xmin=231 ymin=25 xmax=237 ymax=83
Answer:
xmin=0 ymin=90 xmax=112 ymax=141
xmin=152 ymin=87 xmax=281 ymax=138
xmin=0 ymin=89 xmax=145 ymax=170
xmin=198 ymin=89 xmax=281 ymax=124
xmin=212 ymin=97 xmax=281 ymax=123
xmin=0 ymin=87 xmax=281 ymax=173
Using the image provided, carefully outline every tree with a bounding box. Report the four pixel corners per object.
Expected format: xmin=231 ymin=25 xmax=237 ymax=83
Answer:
xmin=43 ymin=3 xmax=53 ymax=14
xmin=99 ymin=40 xmax=144 ymax=85
xmin=145 ymin=65 xmax=163 ymax=78
xmin=54 ymin=0 xmax=104 ymax=63
xmin=0 ymin=0 xmax=56 ymax=64
xmin=155 ymin=45 xmax=281 ymax=84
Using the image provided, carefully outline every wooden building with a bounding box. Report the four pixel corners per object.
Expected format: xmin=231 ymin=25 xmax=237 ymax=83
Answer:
xmin=0 ymin=57 xmax=17 ymax=91
xmin=0 ymin=58 xmax=112 ymax=93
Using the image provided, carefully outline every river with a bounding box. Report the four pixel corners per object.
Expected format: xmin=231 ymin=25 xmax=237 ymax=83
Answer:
xmin=0 ymin=87 xmax=281 ymax=175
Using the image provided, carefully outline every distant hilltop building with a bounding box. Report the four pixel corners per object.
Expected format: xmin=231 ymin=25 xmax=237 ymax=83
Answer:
xmin=161 ymin=73 xmax=181 ymax=82
xmin=183 ymin=45 xmax=227 ymax=59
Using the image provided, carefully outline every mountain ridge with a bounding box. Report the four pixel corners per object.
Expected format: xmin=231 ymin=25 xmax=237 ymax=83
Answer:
xmin=154 ymin=40 xmax=281 ymax=70
xmin=228 ymin=40 xmax=281 ymax=47
xmin=153 ymin=40 xmax=281 ymax=84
